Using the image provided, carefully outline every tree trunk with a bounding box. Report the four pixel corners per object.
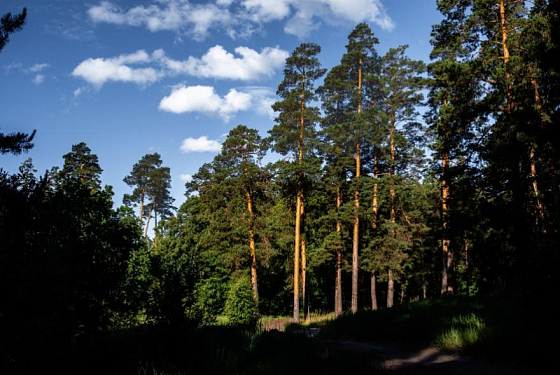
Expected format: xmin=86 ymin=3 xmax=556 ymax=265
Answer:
xmin=139 ymin=186 xmax=146 ymax=225
xmin=293 ymin=73 xmax=306 ymax=322
xmin=243 ymin=148 xmax=259 ymax=305
xmin=352 ymin=142 xmax=360 ymax=314
xmin=441 ymin=151 xmax=453 ymax=295
xmin=246 ymin=187 xmax=259 ymax=304
xmin=529 ymin=72 xmax=547 ymax=234
xmin=351 ymin=58 xmax=363 ymax=314
xmin=154 ymin=211 xmax=158 ymax=248
xmin=335 ymin=185 xmax=343 ymax=317
xmin=388 ymin=110 xmax=396 ymax=307
xmin=387 ymin=268 xmax=394 ymax=308
xmin=144 ymin=209 xmax=152 ymax=238
xmin=302 ymin=236 xmax=308 ymax=321
xmin=371 ymin=153 xmax=379 ymax=310
xmin=371 ymin=270 xmax=378 ymax=310
xmin=372 ymin=153 xmax=379 ymax=229
xmin=294 ymin=188 xmax=302 ymax=321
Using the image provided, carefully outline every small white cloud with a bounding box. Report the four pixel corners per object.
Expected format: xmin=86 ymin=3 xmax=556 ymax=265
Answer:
xmin=72 ymin=50 xmax=160 ymax=88
xmin=179 ymin=173 xmax=193 ymax=182
xmin=32 ymin=74 xmax=45 ymax=84
xmin=180 ymin=136 xmax=222 ymax=153
xmin=155 ymin=45 xmax=288 ymax=81
xmin=73 ymin=86 xmax=91 ymax=98
xmin=29 ymin=63 xmax=50 ymax=73
xmin=159 ymin=85 xmax=251 ymax=121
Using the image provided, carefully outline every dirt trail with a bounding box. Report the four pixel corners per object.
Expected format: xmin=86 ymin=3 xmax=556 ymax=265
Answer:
xmin=323 ymin=338 xmax=546 ymax=374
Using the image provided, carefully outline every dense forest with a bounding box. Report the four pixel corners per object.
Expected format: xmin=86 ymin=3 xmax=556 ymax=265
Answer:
xmin=1 ymin=0 xmax=559 ymax=373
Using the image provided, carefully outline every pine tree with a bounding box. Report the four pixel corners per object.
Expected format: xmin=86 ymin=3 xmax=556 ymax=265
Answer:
xmin=269 ymin=43 xmax=325 ymax=321
xmin=379 ymin=46 xmax=425 ymax=307
xmin=0 ymin=7 xmax=26 ymax=52
xmin=124 ymin=153 xmax=174 ymax=241
xmin=59 ymin=142 xmax=103 ymax=190
xmin=215 ymin=125 xmax=268 ymax=304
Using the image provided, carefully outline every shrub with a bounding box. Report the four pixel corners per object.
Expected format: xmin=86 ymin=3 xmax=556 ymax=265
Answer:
xmin=224 ymin=276 xmax=258 ymax=327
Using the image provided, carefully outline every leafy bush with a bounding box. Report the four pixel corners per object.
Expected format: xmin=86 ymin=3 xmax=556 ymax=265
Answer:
xmin=224 ymin=276 xmax=258 ymax=327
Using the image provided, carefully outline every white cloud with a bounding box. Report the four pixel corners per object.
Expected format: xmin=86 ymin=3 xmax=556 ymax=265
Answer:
xmin=71 ymin=50 xmax=160 ymax=88
xmin=240 ymin=86 xmax=278 ymax=118
xmin=29 ymin=63 xmax=50 ymax=73
xmin=242 ymin=0 xmax=292 ymax=21
xmin=155 ymin=45 xmax=288 ymax=81
xmin=180 ymin=136 xmax=222 ymax=153
xmin=159 ymin=85 xmax=252 ymax=121
xmin=87 ymin=0 xmax=394 ymax=40
xmin=88 ymin=0 xmax=233 ymax=41
xmin=72 ymin=46 xmax=286 ymax=89
xmin=179 ymin=173 xmax=193 ymax=182
xmin=32 ymin=74 xmax=45 ymax=84
xmin=73 ymin=86 xmax=91 ymax=98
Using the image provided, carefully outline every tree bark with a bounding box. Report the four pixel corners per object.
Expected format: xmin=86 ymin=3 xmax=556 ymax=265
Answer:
xmin=243 ymin=148 xmax=259 ymax=305
xmin=335 ymin=185 xmax=343 ymax=317
xmin=441 ymin=151 xmax=453 ymax=295
xmin=387 ymin=268 xmax=394 ymax=308
xmin=139 ymin=185 xmax=146 ymax=225
xmin=371 ymin=153 xmax=379 ymax=310
xmin=144 ymin=209 xmax=152 ymax=238
xmin=293 ymin=73 xmax=306 ymax=322
xmin=388 ymin=109 xmax=396 ymax=307
xmin=351 ymin=58 xmax=363 ymax=314
xmin=371 ymin=270 xmax=378 ymax=310
xmin=302 ymin=234 xmax=307 ymax=321
xmin=529 ymin=72 xmax=547 ymax=234
xmin=154 ymin=211 xmax=158 ymax=248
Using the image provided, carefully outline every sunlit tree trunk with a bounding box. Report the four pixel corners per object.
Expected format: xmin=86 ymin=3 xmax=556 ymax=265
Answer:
xmin=293 ymin=74 xmax=306 ymax=322
xmin=335 ymin=185 xmax=343 ymax=316
xmin=243 ymin=149 xmax=259 ymax=305
xmin=154 ymin=211 xmax=158 ymax=248
xmin=529 ymin=71 xmax=546 ymax=234
xmin=388 ymin=110 xmax=396 ymax=308
xmin=351 ymin=58 xmax=363 ymax=314
xmin=371 ymin=270 xmax=378 ymax=310
xmin=441 ymin=150 xmax=453 ymax=295
xmin=144 ymin=209 xmax=152 ymax=238
xmin=302 ymin=234 xmax=307 ymax=321
xmin=139 ymin=185 xmax=146 ymax=225
xmin=371 ymin=153 xmax=379 ymax=310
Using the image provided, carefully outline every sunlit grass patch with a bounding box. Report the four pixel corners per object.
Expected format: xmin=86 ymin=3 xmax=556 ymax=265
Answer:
xmin=435 ymin=313 xmax=486 ymax=350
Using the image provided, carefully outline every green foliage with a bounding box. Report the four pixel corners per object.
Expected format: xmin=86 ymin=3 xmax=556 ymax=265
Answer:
xmin=0 ymin=153 xmax=140 ymax=372
xmin=224 ymin=276 xmax=259 ymax=327
xmin=0 ymin=7 xmax=26 ymax=52
xmin=0 ymin=128 xmax=36 ymax=155
xmin=195 ymin=275 xmax=229 ymax=325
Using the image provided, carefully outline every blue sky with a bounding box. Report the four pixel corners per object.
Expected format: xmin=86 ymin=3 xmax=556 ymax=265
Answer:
xmin=1 ymin=0 xmax=441 ymax=216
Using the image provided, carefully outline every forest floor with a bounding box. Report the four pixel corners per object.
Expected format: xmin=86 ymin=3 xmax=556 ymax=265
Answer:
xmin=321 ymin=337 xmax=547 ymax=374
xmin=261 ymin=314 xmax=552 ymax=375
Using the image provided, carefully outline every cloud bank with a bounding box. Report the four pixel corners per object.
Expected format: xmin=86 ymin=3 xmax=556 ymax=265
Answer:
xmin=72 ymin=45 xmax=287 ymax=88
xmin=87 ymin=0 xmax=394 ymax=40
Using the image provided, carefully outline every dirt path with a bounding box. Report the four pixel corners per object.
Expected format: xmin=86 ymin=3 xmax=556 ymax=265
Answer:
xmin=322 ymin=338 xmax=546 ymax=374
